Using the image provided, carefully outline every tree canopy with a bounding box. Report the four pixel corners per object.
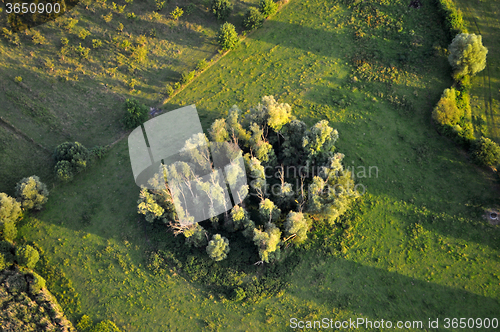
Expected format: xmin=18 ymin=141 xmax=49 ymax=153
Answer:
xmin=15 ymin=176 xmax=49 ymax=211
xmin=448 ymin=33 xmax=488 ymax=78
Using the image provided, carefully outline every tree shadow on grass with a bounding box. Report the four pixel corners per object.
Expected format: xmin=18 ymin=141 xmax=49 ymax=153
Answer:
xmin=290 ymin=255 xmax=499 ymax=327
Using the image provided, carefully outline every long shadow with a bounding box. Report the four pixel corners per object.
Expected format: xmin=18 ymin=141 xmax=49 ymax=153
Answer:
xmin=290 ymin=255 xmax=500 ymax=328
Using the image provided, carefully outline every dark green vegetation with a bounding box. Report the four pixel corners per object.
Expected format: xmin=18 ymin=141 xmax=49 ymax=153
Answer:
xmin=0 ymin=0 xmax=499 ymax=331
xmin=0 ymin=267 xmax=75 ymax=331
xmin=122 ymin=98 xmax=148 ymax=129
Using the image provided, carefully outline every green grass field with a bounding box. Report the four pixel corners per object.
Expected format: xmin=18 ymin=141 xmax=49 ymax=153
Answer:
xmin=455 ymin=0 xmax=500 ymax=142
xmin=0 ymin=0 xmax=260 ymax=194
xmin=4 ymin=0 xmax=500 ymax=331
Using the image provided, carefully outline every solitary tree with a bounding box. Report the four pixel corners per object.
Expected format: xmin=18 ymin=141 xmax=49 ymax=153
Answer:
xmin=211 ymin=0 xmax=233 ymax=21
xmin=15 ymin=176 xmax=49 ymax=210
xmin=206 ymin=234 xmax=230 ymax=261
xmin=472 ymin=137 xmax=500 ymax=167
xmin=432 ymin=88 xmax=462 ymax=126
xmin=217 ymin=22 xmax=239 ymax=51
xmin=448 ymin=33 xmax=488 ymax=78
xmin=16 ymin=244 xmax=39 ymax=269
xmin=243 ymin=7 xmax=264 ymax=31
xmin=123 ymin=98 xmax=148 ymax=129
xmin=259 ymin=0 xmax=278 ymax=18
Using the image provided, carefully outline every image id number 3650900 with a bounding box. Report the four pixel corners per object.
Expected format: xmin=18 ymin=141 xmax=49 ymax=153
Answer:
xmin=443 ymin=317 xmax=498 ymax=329
xmin=5 ymin=2 xmax=61 ymax=14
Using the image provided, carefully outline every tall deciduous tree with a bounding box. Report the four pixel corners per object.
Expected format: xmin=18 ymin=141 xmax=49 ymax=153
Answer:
xmin=206 ymin=234 xmax=230 ymax=261
xmin=284 ymin=211 xmax=308 ymax=244
xmin=15 ymin=176 xmax=49 ymax=210
xmin=259 ymin=198 xmax=281 ymax=223
xmin=217 ymin=22 xmax=239 ymax=51
xmin=448 ymin=33 xmax=488 ymax=78
xmin=184 ymin=223 xmax=207 ymax=248
xmin=253 ymin=223 xmax=281 ymax=263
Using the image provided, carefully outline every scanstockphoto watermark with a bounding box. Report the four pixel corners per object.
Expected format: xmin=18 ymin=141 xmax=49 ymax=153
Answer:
xmin=248 ymin=164 xmax=379 ymax=197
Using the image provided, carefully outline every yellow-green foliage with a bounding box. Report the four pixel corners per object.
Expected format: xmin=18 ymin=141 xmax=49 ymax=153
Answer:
xmin=448 ymin=33 xmax=488 ymax=78
xmin=15 ymin=175 xmax=49 ymax=210
xmin=432 ymin=88 xmax=462 ymax=126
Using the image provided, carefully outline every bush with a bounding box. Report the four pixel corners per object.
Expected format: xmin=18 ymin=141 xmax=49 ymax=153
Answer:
xmin=259 ymin=0 xmax=278 ymax=17
xmin=78 ymin=29 xmax=91 ymax=40
xmin=55 ymin=160 xmax=74 ymax=182
xmin=211 ymin=0 xmax=233 ymax=21
xmin=16 ymin=245 xmax=40 ymax=269
xmin=435 ymin=0 xmax=465 ymax=37
xmin=448 ymin=33 xmax=488 ymax=78
xmin=472 ymin=137 xmax=500 ymax=167
xmin=196 ymin=58 xmax=209 ymax=71
xmin=180 ymin=70 xmax=196 ymax=84
xmin=170 ymin=6 xmax=183 ymax=20
xmin=92 ymin=39 xmax=103 ymax=49
xmin=432 ymin=88 xmax=462 ymax=127
xmin=0 ymin=192 xmax=22 ymax=223
xmin=123 ymin=98 xmax=148 ymax=129
xmin=27 ymin=271 xmax=46 ymax=293
xmin=15 ymin=176 xmax=49 ymax=210
xmin=165 ymin=84 xmax=174 ymax=97
xmin=243 ymin=7 xmax=264 ymax=31
xmin=54 ymin=141 xmax=89 ymax=173
xmin=217 ymin=22 xmax=239 ymax=51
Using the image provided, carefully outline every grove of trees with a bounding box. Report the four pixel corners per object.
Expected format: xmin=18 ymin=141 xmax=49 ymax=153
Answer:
xmin=137 ymin=96 xmax=360 ymax=264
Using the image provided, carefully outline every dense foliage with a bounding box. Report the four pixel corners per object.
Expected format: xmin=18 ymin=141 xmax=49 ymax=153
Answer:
xmin=217 ymin=22 xmax=239 ymax=51
xmin=243 ymin=7 xmax=264 ymax=31
xmin=122 ymin=98 xmax=149 ymax=129
xmin=138 ymin=96 xmax=359 ymax=267
xmin=448 ymin=33 xmax=488 ymax=78
xmin=15 ymin=175 xmax=49 ymax=210
xmin=210 ymin=0 xmax=233 ymax=21
xmin=54 ymin=142 xmax=89 ymax=182
xmin=0 ymin=193 xmax=22 ymax=242
xmin=471 ymin=137 xmax=500 ymax=167
xmin=259 ymin=0 xmax=278 ymax=18
xmin=0 ymin=268 xmax=75 ymax=331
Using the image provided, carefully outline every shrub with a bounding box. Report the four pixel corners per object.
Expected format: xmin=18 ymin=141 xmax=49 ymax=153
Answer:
xmin=54 ymin=142 xmax=89 ymax=172
xmin=180 ymin=70 xmax=196 ymax=84
xmin=206 ymin=234 xmax=230 ymax=261
xmin=259 ymin=0 xmax=278 ymax=17
xmin=0 ymin=220 xmax=17 ymax=242
xmin=55 ymin=160 xmax=74 ymax=182
xmin=15 ymin=176 xmax=49 ymax=210
xmin=61 ymin=37 xmax=69 ymax=46
xmin=432 ymin=88 xmax=462 ymax=127
xmin=92 ymin=39 xmax=103 ymax=48
xmin=211 ymin=0 xmax=233 ymax=21
xmin=123 ymin=98 xmax=148 ymax=129
xmin=435 ymin=0 xmax=465 ymax=37
xmin=448 ymin=33 xmax=488 ymax=78
xmin=27 ymin=271 xmax=46 ymax=293
xmin=165 ymin=84 xmax=174 ymax=97
xmin=102 ymin=12 xmax=113 ymax=23
xmin=472 ymin=137 xmax=500 ymax=167
xmin=217 ymin=22 xmax=239 ymax=51
xmin=14 ymin=76 xmax=22 ymax=83
xmin=89 ymin=146 xmax=108 ymax=159
xmin=196 ymin=58 xmax=209 ymax=71
xmin=16 ymin=245 xmax=40 ymax=269
xmin=243 ymin=7 xmax=264 ymax=31
xmin=0 ymin=253 xmax=5 ymax=271
xmin=170 ymin=6 xmax=184 ymax=20
xmin=78 ymin=29 xmax=91 ymax=40
xmin=155 ymin=0 xmax=166 ymax=12
xmin=93 ymin=320 xmax=121 ymax=332
xmin=127 ymin=12 xmax=138 ymax=20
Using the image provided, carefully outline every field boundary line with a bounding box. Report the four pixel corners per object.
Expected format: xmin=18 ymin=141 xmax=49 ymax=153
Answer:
xmin=0 ymin=116 xmax=51 ymax=154
xmin=158 ymin=0 xmax=292 ymax=108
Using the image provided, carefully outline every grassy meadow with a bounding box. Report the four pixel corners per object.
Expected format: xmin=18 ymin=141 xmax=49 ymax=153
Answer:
xmin=455 ymin=0 xmax=500 ymax=142
xmin=3 ymin=0 xmax=500 ymax=331
xmin=0 ymin=0 xmax=260 ymax=194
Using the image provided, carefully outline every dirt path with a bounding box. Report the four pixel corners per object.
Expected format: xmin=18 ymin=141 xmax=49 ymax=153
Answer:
xmin=0 ymin=116 xmax=51 ymax=153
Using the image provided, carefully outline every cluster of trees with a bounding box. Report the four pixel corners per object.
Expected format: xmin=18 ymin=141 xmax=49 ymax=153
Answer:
xmin=213 ymin=0 xmax=281 ymax=52
xmin=432 ymin=32 xmax=499 ymax=167
xmin=0 ymin=268 xmax=75 ymax=331
xmin=0 ymin=176 xmax=49 ymax=243
xmin=138 ymin=96 xmax=359 ymax=264
xmin=53 ymin=142 xmax=108 ymax=182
